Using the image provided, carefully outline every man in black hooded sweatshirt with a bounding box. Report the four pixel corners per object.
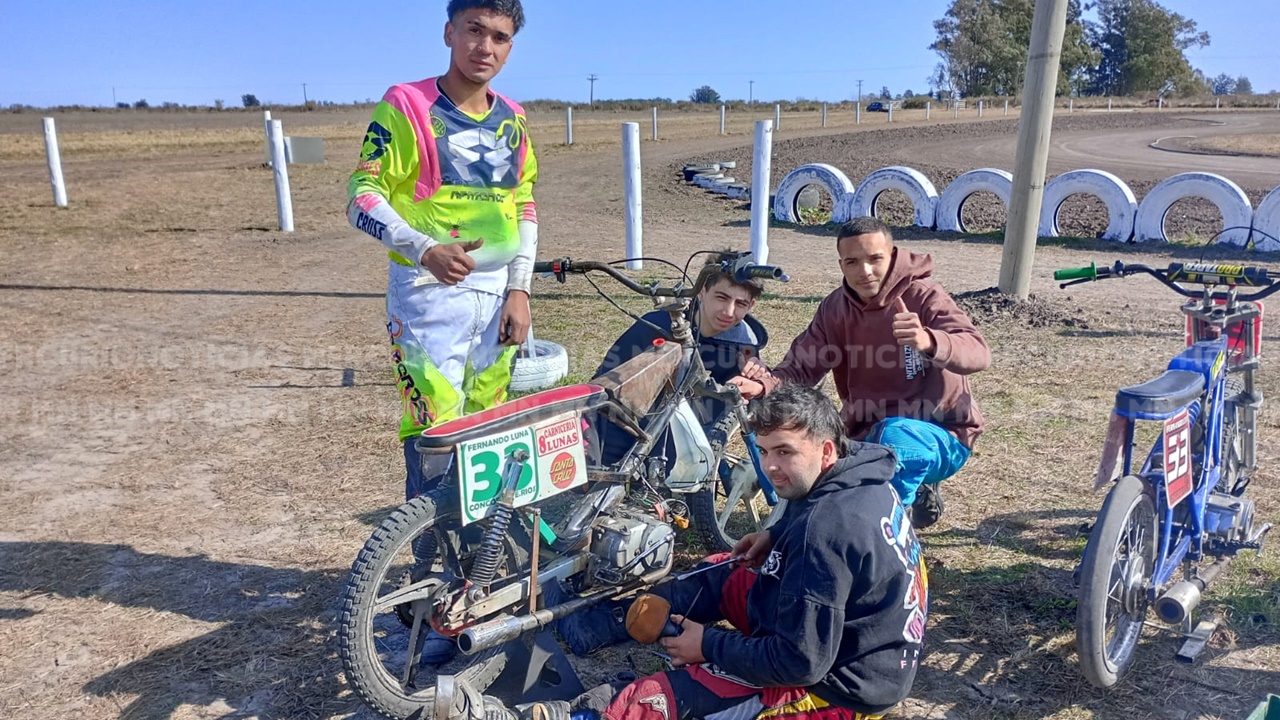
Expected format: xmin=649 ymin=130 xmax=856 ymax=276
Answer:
xmin=469 ymin=383 xmax=927 ymax=720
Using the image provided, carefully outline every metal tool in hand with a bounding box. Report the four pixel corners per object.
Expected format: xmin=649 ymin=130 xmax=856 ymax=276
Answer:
xmin=672 ymin=554 xmax=743 ymax=582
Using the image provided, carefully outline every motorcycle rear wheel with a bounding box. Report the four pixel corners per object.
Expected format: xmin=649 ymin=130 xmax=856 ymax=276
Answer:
xmin=338 ymin=484 xmax=530 ymax=719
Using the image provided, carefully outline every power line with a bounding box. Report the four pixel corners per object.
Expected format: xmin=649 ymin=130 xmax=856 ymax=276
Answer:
xmin=587 ymin=74 xmax=598 ymax=106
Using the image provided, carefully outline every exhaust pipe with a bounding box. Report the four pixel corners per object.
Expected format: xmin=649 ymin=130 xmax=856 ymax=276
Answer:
xmin=457 ymin=567 xmax=669 ymax=655
xmin=1155 ymin=581 xmax=1201 ymax=624
xmin=1155 ymin=559 xmax=1229 ymax=625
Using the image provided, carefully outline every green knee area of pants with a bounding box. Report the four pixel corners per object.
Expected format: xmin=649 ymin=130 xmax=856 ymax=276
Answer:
xmin=394 ymin=344 xmax=517 ymax=441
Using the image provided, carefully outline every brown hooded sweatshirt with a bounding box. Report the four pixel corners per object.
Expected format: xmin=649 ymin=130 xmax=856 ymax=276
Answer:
xmin=766 ymin=248 xmax=990 ymax=448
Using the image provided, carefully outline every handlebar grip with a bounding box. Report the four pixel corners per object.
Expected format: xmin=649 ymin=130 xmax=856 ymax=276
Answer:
xmin=1053 ymin=263 xmax=1098 ymax=282
xmin=736 ymin=264 xmax=790 ymax=282
xmin=1166 ymin=262 xmax=1272 ymax=287
xmin=534 ymin=258 xmax=572 ymax=274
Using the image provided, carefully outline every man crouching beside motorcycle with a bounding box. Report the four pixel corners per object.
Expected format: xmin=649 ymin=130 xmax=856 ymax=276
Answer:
xmin=438 ymin=384 xmax=927 ymax=720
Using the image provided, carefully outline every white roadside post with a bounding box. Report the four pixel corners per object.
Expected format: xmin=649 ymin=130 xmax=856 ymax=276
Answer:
xmin=822 ymin=103 xmax=827 ymax=128
xmin=953 ymin=102 xmax=959 ymax=120
xmin=978 ymin=100 xmax=984 ymax=117
xmin=42 ymin=118 xmax=68 ymax=208
xmin=1216 ymin=97 xmax=1220 ymax=111
xmin=1005 ymin=99 xmax=1010 ymax=115
xmin=622 ymin=123 xmax=643 ymax=270
xmin=1108 ymin=97 xmax=1113 ymax=112
xmin=926 ymin=101 xmax=931 ymax=120
xmin=888 ymin=103 xmax=893 ymax=123
xmin=652 ymin=107 xmax=658 ymax=141
xmin=856 ymin=103 xmax=861 ymax=125
xmin=775 ymin=103 xmax=781 ymax=130
xmin=263 ymin=109 xmax=273 ymax=164
xmin=566 ymin=106 xmax=573 ymax=145
xmin=1158 ymin=96 xmax=1164 ymax=110
xmin=268 ymin=120 xmax=294 ymax=232
xmin=720 ymin=104 xmax=726 ymax=135
xmin=1069 ymin=98 xmax=1074 ymax=113
xmin=750 ymin=120 xmax=774 ymax=264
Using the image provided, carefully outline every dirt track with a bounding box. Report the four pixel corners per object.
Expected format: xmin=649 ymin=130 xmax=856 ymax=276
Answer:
xmin=4 ymin=108 xmax=1280 ymax=720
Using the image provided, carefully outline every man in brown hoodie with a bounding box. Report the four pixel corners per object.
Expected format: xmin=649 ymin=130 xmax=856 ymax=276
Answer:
xmin=733 ymin=216 xmax=990 ymax=527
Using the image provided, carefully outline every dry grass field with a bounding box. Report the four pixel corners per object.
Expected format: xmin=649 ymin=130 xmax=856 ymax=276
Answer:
xmin=3 ymin=105 xmax=1280 ymax=720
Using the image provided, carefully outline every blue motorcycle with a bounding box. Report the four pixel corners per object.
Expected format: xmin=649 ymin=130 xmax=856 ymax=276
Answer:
xmin=1055 ymin=260 xmax=1276 ymax=688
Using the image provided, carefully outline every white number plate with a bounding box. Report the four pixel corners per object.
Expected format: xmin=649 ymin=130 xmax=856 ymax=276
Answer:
xmin=456 ymin=411 xmax=588 ymax=525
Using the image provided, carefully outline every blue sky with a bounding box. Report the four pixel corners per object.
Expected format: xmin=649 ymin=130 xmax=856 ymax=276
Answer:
xmin=3 ymin=1 xmax=1276 ymax=108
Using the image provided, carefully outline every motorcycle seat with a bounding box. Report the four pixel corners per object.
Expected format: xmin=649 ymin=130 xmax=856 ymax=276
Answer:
xmin=417 ymin=383 xmax=608 ymax=450
xmin=1115 ymin=370 xmax=1204 ymax=419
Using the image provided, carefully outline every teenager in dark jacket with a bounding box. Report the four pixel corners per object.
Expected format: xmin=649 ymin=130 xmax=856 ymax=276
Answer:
xmin=494 ymin=384 xmax=928 ymax=720
xmin=587 ymin=256 xmax=768 ymax=464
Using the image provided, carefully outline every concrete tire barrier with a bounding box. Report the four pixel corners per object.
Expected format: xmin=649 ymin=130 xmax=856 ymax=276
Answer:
xmin=844 ymin=166 xmax=940 ymax=229
xmin=935 ymin=168 xmax=1013 ymax=233
xmin=1134 ymin=172 xmax=1253 ymax=246
xmin=1038 ymin=169 xmax=1138 ymax=242
xmin=1251 ymin=186 xmax=1280 ymax=253
xmin=682 ymin=164 xmax=720 ymax=181
xmin=772 ymin=163 xmax=857 ymax=224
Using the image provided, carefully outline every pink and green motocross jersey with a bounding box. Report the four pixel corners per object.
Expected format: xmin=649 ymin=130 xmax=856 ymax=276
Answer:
xmin=348 ymin=78 xmax=538 ymax=272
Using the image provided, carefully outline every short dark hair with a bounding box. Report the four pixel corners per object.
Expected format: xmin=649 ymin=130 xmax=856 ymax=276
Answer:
xmin=702 ymin=253 xmax=763 ymax=300
xmin=749 ymin=384 xmax=851 ymax=457
xmin=447 ymin=0 xmax=525 ymax=34
xmin=837 ymin=216 xmax=893 ymax=246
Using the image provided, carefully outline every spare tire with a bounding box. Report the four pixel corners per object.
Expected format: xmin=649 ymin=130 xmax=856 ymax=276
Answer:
xmin=509 ymin=340 xmax=569 ymax=393
xmin=935 ymin=169 xmax=1013 ymax=233
xmin=1038 ymin=169 xmax=1137 ymax=242
xmin=1134 ymin=172 xmax=1253 ymax=246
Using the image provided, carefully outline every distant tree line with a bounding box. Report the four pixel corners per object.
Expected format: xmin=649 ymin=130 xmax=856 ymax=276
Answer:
xmin=929 ymin=0 xmax=1252 ymax=98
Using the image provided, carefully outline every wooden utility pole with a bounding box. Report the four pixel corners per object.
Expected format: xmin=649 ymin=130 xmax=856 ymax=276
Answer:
xmin=998 ymin=0 xmax=1070 ymax=299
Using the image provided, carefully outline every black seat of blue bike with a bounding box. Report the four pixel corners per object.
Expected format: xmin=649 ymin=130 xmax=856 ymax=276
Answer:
xmin=1115 ymin=370 xmax=1204 ymax=417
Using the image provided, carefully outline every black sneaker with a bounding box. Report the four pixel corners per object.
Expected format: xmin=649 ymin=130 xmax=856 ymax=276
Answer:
xmin=911 ymin=483 xmax=945 ymax=529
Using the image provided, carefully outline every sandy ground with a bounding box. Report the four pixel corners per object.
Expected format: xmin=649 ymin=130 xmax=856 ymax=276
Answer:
xmin=3 ymin=106 xmax=1280 ymax=720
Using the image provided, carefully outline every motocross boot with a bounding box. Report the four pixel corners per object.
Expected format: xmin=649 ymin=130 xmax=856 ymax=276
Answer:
xmin=431 ymin=675 xmax=517 ymax=720
xmin=541 ymin=580 xmax=632 ymax=656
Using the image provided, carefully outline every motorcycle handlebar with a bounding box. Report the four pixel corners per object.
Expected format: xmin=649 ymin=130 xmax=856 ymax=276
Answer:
xmin=533 ymin=257 xmax=789 ymax=297
xmin=1055 ymin=260 xmax=1280 ymax=301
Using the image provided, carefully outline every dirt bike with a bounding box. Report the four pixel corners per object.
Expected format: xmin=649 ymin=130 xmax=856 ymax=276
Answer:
xmin=338 ymin=252 xmax=791 ymax=719
xmin=1055 ymin=260 xmax=1277 ymax=688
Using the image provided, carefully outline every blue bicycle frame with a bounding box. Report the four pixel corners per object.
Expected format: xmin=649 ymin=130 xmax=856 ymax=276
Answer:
xmin=1110 ymin=337 xmax=1231 ymax=591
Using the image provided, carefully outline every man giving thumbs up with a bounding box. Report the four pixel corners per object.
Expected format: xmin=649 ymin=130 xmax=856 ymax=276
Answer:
xmin=730 ymin=217 xmax=989 ymax=528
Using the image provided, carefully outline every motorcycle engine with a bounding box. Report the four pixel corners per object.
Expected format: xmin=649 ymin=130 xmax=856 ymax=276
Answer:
xmin=588 ymin=513 xmax=674 ymax=586
xmin=1205 ymin=494 xmax=1253 ymax=543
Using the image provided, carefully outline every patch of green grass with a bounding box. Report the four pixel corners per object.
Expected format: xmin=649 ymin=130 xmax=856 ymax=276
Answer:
xmin=797 ymin=206 xmax=832 ymax=225
xmin=1208 ymin=552 xmax=1280 ymax=632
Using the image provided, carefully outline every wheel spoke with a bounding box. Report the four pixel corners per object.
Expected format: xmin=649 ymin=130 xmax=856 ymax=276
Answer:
xmin=374 ymin=580 xmax=439 ymax=614
xmin=401 ymin=600 xmax=428 ymax=687
xmin=745 ymin=492 xmax=762 ymax=526
xmin=718 ymin=476 xmax=751 ymax=528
